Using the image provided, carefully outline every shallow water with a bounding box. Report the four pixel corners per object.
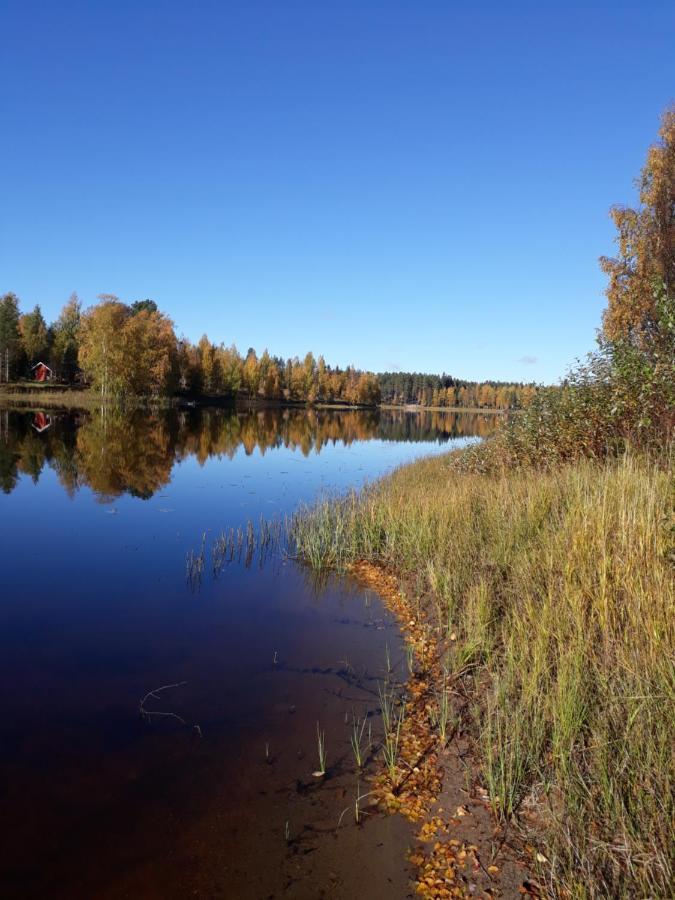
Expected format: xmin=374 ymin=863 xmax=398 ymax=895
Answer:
xmin=0 ymin=406 xmax=494 ymax=898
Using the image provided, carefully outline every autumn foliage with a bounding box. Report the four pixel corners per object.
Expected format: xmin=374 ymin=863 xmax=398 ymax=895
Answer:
xmin=600 ymin=106 xmax=675 ymax=354
xmin=78 ymin=297 xmax=178 ymax=397
xmin=1 ymin=293 xmax=535 ymax=409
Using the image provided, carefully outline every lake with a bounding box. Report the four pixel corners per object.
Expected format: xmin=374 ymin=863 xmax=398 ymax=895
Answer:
xmin=0 ymin=406 xmax=496 ymax=899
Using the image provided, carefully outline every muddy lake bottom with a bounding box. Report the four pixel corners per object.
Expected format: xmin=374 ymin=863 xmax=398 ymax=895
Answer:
xmin=0 ymin=407 xmax=493 ymax=898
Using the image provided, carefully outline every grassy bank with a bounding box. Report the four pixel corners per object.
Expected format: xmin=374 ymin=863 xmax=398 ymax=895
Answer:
xmin=0 ymin=385 xmax=101 ymax=408
xmin=290 ymin=450 xmax=674 ymax=897
xmin=0 ymin=385 xmax=192 ymax=410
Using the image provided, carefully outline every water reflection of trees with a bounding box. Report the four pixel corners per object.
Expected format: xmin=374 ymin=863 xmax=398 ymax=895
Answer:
xmin=0 ymin=406 xmax=498 ymax=499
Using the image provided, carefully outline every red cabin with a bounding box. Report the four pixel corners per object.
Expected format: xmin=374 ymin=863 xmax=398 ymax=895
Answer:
xmin=32 ymin=362 xmax=52 ymax=382
xmin=32 ymin=412 xmax=52 ymax=433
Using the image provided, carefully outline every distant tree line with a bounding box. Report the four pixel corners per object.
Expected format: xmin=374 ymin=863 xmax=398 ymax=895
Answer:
xmin=0 ymin=291 xmax=538 ymax=408
xmin=377 ymin=372 xmax=537 ymax=409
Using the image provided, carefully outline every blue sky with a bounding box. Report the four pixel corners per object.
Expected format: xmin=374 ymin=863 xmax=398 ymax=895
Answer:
xmin=1 ymin=1 xmax=673 ymax=383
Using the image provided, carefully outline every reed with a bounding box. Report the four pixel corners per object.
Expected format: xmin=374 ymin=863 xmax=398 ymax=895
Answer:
xmin=197 ymin=516 xmax=286 ymax=582
xmin=350 ymin=713 xmax=370 ymax=769
xmin=337 ymin=779 xmax=374 ymax=829
xmin=378 ymin=681 xmax=405 ymax=786
xmin=186 ymin=532 xmax=206 ymax=588
xmin=405 ymin=643 xmax=414 ymax=676
xmin=314 ymin=722 xmax=327 ymax=777
xmin=436 ymin=676 xmax=451 ymax=746
xmin=353 ymin=779 xmax=374 ymax=825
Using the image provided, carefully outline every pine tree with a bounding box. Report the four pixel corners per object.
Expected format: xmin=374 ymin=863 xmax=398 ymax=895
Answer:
xmin=0 ymin=293 xmax=21 ymax=381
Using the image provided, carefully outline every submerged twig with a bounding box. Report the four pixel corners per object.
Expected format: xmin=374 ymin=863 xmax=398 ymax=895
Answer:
xmin=139 ymin=680 xmax=189 ymax=726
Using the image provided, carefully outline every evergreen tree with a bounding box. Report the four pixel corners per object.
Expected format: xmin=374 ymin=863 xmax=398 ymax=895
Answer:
xmin=130 ymin=299 xmax=159 ymax=315
xmin=51 ymin=293 xmax=81 ymax=380
xmin=0 ymin=293 xmax=21 ymax=380
xmin=19 ymin=304 xmax=48 ymax=366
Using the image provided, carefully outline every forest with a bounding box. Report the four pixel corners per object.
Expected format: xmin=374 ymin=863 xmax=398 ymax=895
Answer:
xmin=378 ymin=371 xmax=536 ymax=409
xmin=0 ymin=294 xmax=535 ymax=409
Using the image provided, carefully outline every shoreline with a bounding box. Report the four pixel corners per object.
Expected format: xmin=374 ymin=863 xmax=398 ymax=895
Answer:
xmin=0 ymin=386 xmax=513 ymax=416
xmin=379 ymin=404 xmax=510 ymax=414
xmin=289 ymin=447 xmax=673 ymax=897
xmin=349 ymin=560 xmax=533 ymax=897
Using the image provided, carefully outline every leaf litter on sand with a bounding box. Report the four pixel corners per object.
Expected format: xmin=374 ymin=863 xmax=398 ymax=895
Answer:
xmin=349 ymin=563 xmax=487 ymax=897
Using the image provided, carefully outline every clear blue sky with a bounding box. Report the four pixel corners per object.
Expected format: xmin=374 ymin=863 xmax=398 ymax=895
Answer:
xmin=1 ymin=1 xmax=673 ymax=383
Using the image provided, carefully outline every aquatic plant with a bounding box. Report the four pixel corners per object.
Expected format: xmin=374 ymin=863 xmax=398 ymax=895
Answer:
xmin=378 ymin=681 xmax=405 ymax=786
xmin=185 ymin=532 xmax=206 ymax=588
xmin=195 ymin=516 xmax=287 ymax=583
xmin=313 ymin=722 xmax=327 ymax=777
xmin=337 ymin=779 xmax=374 ymax=829
xmin=350 ymin=713 xmax=370 ymax=769
xmin=384 ymin=643 xmax=392 ymax=676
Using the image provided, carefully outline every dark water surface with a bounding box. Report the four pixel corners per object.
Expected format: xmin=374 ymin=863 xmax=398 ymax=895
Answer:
xmin=0 ymin=407 xmax=494 ymax=899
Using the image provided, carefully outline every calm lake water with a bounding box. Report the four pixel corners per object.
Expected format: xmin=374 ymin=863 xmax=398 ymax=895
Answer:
xmin=0 ymin=406 xmax=495 ymax=899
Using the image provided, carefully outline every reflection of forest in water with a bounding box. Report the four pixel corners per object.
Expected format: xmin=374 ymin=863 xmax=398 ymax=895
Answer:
xmin=0 ymin=406 xmax=498 ymax=499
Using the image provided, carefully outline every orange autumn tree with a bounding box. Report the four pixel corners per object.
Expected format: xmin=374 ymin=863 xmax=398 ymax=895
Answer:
xmin=79 ymin=296 xmax=178 ymax=398
xmin=600 ymin=107 xmax=675 ymax=355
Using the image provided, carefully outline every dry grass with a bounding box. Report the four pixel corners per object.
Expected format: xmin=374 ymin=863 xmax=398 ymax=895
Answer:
xmin=0 ymin=386 xmax=99 ymax=408
xmin=290 ymin=451 xmax=674 ymax=897
xmin=0 ymin=385 xmax=176 ymax=410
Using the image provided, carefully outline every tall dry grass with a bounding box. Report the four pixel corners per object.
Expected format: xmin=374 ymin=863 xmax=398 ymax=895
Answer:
xmin=0 ymin=385 xmax=177 ymax=410
xmin=290 ymin=453 xmax=674 ymax=897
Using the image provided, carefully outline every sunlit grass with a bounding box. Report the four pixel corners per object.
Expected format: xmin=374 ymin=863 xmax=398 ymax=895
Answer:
xmin=0 ymin=386 xmax=99 ymax=409
xmin=0 ymin=384 xmax=174 ymax=409
xmin=290 ymin=451 xmax=674 ymax=897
